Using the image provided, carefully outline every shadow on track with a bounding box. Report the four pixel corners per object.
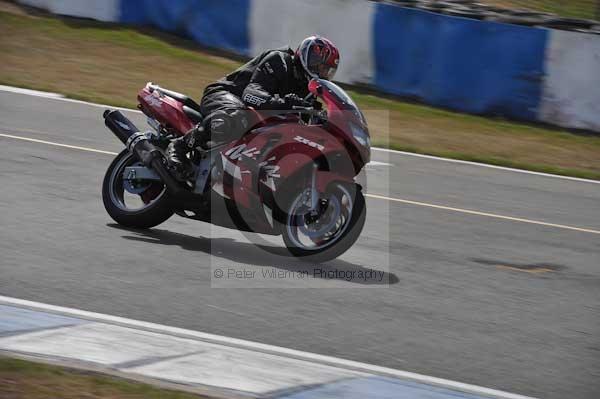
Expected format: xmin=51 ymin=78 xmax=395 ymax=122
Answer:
xmin=107 ymin=224 xmax=398 ymax=285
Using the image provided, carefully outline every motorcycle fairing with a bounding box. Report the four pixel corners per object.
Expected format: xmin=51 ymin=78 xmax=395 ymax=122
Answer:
xmin=138 ymin=87 xmax=195 ymax=134
xmin=215 ymin=121 xmax=354 ymax=230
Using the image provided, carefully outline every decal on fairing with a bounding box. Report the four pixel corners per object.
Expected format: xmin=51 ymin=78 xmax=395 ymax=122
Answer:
xmin=144 ymin=93 xmax=162 ymax=108
xmin=222 ymin=144 xmax=260 ymax=182
xmin=225 ymin=144 xmax=260 ymax=160
xmin=261 ymin=165 xmax=280 ymax=191
xmin=221 ymin=154 xmax=242 ymax=181
xmin=293 ymin=135 xmax=324 ymax=151
xmin=259 ymin=156 xmax=280 ymax=191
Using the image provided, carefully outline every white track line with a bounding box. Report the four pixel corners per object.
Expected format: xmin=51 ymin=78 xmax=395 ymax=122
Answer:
xmin=0 ymin=295 xmax=536 ymax=399
xmin=0 ymin=133 xmax=118 ymax=155
xmin=2 ymin=132 xmax=598 ymax=236
xmin=0 ymin=85 xmax=64 ymax=99
xmin=371 ymin=147 xmax=600 ymax=185
xmin=365 ymin=193 xmax=600 ymax=235
xmin=1 ymin=84 xmax=598 ymax=185
xmin=0 ymin=85 xmax=139 ymax=113
xmin=367 ymin=160 xmax=393 ymax=167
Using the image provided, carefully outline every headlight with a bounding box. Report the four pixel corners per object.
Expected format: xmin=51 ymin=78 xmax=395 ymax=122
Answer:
xmin=349 ymin=122 xmax=370 ymax=148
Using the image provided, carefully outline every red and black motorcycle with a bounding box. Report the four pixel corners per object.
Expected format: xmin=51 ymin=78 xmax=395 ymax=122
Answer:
xmin=102 ymin=78 xmax=370 ymax=262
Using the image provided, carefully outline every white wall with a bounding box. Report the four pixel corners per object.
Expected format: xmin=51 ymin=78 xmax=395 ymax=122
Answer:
xmin=249 ymin=0 xmax=375 ymax=85
xmin=540 ymin=30 xmax=600 ymax=131
xmin=18 ymin=0 xmax=119 ymax=22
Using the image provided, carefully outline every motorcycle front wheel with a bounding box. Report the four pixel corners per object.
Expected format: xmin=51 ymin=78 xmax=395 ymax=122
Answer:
xmin=102 ymin=149 xmax=174 ymax=228
xmin=281 ymin=183 xmax=366 ymax=263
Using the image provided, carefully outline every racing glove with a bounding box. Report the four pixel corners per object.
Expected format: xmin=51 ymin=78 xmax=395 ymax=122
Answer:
xmin=283 ymin=93 xmax=310 ymax=109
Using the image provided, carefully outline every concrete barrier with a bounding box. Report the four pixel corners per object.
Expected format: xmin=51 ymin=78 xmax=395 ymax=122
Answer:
xmin=250 ymin=0 xmax=375 ymax=85
xmin=540 ymin=29 xmax=600 ymax=131
xmin=18 ymin=0 xmax=119 ymax=22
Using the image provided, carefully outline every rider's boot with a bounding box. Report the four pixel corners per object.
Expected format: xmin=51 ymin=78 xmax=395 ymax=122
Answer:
xmin=166 ymin=125 xmax=205 ymax=181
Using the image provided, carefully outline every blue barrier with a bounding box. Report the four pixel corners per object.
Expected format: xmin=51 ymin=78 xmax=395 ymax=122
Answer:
xmin=373 ymin=4 xmax=548 ymax=120
xmin=120 ymin=0 xmax=251 ymax=56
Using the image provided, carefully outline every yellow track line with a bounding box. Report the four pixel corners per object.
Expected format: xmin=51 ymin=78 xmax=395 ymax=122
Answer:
xmin=2 ymin=132 xmax=599 ymax=236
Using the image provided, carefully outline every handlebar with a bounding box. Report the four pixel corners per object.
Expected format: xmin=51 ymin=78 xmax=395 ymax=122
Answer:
xmin=291 ymin=106 xmax=326 ymax=119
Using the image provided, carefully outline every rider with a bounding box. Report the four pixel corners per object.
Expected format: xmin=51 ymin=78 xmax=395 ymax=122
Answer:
xmin=166 ymin=35 xmax=340 ymax=180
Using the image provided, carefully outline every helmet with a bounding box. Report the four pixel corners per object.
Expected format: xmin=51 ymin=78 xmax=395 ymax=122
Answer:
xmin=296 ymin=36 xmax=339 ymax=80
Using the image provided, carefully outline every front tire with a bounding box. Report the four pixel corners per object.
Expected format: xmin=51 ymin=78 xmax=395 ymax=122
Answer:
xmin=102 ymin=149 xmax=174 ymax=228
xmin=281 ymin=183 xmax=366 ymax=263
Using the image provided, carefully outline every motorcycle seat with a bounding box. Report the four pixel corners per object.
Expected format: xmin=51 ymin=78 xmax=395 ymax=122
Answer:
xmin=148 ymin=84 xmax=203 ymax=114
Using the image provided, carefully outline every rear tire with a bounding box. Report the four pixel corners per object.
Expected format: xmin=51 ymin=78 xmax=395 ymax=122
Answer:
xmin=102 ymin=149 xmax=174 ymax=228
xmin=280 ymin=183 xmax=366 ymax=263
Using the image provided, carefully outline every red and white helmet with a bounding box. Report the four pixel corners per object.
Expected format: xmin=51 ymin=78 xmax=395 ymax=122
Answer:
xmin=296 ymin=36 xmax=340 ymax=80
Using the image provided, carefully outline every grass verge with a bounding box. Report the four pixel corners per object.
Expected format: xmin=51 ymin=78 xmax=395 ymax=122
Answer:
xmin=486 ymin=0 xmax=598 ymax=20
xmin=0 ymin=356 xmax=210 ymax=399
xmin=0 ymin=5 xmax=599 ymax=180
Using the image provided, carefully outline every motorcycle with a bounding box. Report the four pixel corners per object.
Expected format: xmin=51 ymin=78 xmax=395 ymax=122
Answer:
xmin=101 ymin=78 xmax=370 ymax=262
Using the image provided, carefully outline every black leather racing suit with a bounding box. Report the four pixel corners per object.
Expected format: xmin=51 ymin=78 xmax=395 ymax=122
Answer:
xmin=167 ymin=47 xmax=309 ymax=176
xmin=198 ymin=47 xmax=309 ymax=143
xmin=202 ymin=47 xmax=309 ymax=115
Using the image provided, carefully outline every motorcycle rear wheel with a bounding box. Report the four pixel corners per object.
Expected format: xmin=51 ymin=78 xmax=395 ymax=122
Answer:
xmin=281 ymin=183 xmax=366 ymax=263
xmin=102 ymin=149 xmax=174 ymax=228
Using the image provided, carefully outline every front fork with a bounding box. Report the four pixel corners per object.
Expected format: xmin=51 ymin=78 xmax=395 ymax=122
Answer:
xmin=310 ymin=162 xmax=319 ymax=212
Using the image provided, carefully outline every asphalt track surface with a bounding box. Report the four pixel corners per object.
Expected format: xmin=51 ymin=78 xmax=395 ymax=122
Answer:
xmin=1 ymin=89 xmax=599 ymax=398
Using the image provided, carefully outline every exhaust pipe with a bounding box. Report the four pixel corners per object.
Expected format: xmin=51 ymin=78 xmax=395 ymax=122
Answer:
xmin=103 ymin=110 xmax=185 ymax=196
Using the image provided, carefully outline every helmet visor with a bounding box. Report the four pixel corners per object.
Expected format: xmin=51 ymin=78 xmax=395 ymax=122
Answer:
xmin=317 ymin=64 xmax=337 ymax=80
xmin=306 ymin=45 xmax=338 ymax=80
